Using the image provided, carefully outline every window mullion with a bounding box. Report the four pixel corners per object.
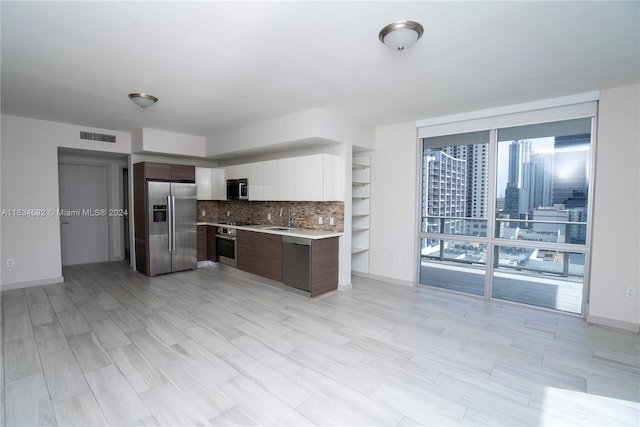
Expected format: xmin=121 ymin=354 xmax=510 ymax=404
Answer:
xmin=484 ymin=129 xmax=499 ymax=300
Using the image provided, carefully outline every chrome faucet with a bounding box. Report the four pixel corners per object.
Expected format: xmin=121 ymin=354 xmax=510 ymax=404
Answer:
xmin=287 ymin=208 xmax=293 ymax=228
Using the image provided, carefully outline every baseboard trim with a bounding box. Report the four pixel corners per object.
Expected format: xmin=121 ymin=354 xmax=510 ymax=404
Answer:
xmin=351 ymin=271 xmax=415 ymax=287
xmin=338 ymin=282 xmax=352 ymax=291
xmin=586 ymin=314 xmax=640 ymax=332
xmin=1 ymin=276 xmax=65 ymax=291
xmin=197 ymin=260 xmax=214 ymax=268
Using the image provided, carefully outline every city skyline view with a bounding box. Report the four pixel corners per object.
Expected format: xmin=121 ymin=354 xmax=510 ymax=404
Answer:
xmin=419 ymin=118 xmax=593 ymax=314
xmin=422 ymin=124 xmax=591 ymax=245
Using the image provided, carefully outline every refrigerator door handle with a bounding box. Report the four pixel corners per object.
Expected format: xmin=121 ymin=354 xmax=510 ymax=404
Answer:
xmin=171 ymin=195 xmax=176 ymax=252
xmin=167 ymin=195 xmax=173 ymax=253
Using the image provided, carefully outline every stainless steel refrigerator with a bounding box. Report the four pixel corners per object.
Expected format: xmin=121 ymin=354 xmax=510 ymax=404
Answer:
xmin=147 ymin=181 xmax=197 ymax=276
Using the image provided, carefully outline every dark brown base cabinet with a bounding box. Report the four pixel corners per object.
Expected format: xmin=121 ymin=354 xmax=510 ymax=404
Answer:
xmin=197 ymin=225 xmax=217 ymax=262
xmin=197 ymin=225 xmax=207 ymax=261
xmin=236 ymin=230 xmax=338 ymax=297
xmin=206 ymin=226 xmax=217 ymax=261
xmin=237 ymin=230 xmax=283 ymax=281
xmin=309 ymin=237 xmax=339 ymax=297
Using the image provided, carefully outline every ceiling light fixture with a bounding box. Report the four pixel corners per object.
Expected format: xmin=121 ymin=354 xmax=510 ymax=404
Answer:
xmin=378 ymin=20 xmax=424 ymax=52
xmin=128 ymin=92 xmax=158 ymax=108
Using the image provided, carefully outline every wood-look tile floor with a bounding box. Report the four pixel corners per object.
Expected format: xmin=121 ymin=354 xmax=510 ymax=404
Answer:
xmin=2 ymin=261 xmax=639 ymax=426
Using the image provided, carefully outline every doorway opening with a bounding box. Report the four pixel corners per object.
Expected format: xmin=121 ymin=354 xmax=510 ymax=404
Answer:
xmin=57 ymin=148 xmax=129 ymax=266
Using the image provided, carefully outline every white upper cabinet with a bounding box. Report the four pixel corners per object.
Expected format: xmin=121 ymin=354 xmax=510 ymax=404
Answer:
xmin=210 ymin=168 xmax=226 ymax=200
xmin=292 ymin=154 xmax=343 ymax=201
xmin=248 ymin=162 xmax=264 ymax=201
xmin=322 ymin=153 xmax=343 ymax=201
xmin=262 ymin=159 xmax=279 ymax=201
xmin=203 ymin=154 xmax=342 ymax=202
xmin=294 ymin=155 xmax=324 ymax=201
xmin=196 ymin=167 xmax=212 ymax=200
xmin=195 ymin=167 xmax=226 ymax=200
xmin=276 ymin=158 xmax=295 ymax=200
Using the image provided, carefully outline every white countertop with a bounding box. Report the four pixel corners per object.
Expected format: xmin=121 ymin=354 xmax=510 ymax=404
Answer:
xmin=197 ymin=222 xmax=343 ymax=240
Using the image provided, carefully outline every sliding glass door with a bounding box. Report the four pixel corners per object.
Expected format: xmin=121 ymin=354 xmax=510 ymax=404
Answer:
xmin=419 ymin=118 xmax=592 ymax=314
xmin=419 ymin=131 xmax=490 ymax=297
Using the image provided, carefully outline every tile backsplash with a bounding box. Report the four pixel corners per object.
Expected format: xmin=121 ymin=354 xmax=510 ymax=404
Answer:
xmin=197 ymin=200 xmax=344 ymax=231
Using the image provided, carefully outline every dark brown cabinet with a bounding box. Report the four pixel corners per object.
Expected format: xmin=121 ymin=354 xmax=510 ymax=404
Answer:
xmin=197 ymin=225 xmax=207 ymax=261
xmin=237 ymin=230 xmax=283 ymax=281
xmin=135 ymin=162 xmax=195 ymax=182
xmin=206 ymin=226 xmax=217 ymax=261
xmin=310 ymin=237 xmax=339 ymax=297
xmin=197 ymin=225 xmax=218 ymax=262
xmin=171 ymin=164 xmax=196 ymax=181
xmin=236 ymin=230 xmax=338 ymax=296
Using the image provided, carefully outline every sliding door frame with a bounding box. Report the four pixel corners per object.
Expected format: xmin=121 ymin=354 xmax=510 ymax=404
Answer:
xmin=416 ymin=98 xmax=598 ymax=316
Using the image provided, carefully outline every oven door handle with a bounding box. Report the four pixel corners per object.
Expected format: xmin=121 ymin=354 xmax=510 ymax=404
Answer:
xmin=216 ymin=234 xmax=236 ymax=241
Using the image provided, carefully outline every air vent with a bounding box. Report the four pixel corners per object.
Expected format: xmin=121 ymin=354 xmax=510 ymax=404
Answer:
xmin=80 ymin=131 xmax=116 ymax=143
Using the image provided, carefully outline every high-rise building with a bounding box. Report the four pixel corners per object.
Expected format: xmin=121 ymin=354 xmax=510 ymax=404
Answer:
xmin=567 ymin=207 xmax=587 ymax=244
xmin=529 ymin=153 xmax=554 ymax=210
xmin=504 ymin=140 xmax=533 ymax=227
xmin=532 ymin=207 xmax=569 ymax=243
xmin=423 ymin=150 xmax=467 ymax=242
xmin=553 ymin=134 xmax=590 ymax=207
xmin=441 ymin=143 xmax=488 ymax=235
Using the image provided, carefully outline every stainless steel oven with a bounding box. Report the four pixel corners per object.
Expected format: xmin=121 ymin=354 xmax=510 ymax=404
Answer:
xmin=216 ymin=227 xmax=237 ymax=267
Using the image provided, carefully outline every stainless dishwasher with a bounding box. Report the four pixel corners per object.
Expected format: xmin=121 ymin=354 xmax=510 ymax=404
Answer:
xmin=282 ymin=236 xmax=311 ymax=291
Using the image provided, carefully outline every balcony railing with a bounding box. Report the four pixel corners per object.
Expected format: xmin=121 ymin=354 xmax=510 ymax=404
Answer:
xmin=422 ymin=216 xmax=587 ymax=245
xmin=421 ymin=215 xmax=587 ymax=279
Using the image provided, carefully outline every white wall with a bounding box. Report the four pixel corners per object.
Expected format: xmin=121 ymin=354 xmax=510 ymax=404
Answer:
xmin=132 ymin=128 xmax=206 ymax=157
xmin=368 ymin=122 xmax=418 ymax=285
xmin=207 ymin=108 xmax=374 ymax=157
xmin=588 ymin=83 xmax=640 ymax=331
xmin=1 ymin=115 xmax=131 ymax=288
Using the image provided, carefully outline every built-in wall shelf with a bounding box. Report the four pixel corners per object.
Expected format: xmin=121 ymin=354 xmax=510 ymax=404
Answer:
xmin=352 ymin=155 xmax=371 ymax=273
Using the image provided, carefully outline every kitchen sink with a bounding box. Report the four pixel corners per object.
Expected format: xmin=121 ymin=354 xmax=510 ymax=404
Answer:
xmin=262 ymin=226 xmax=293 ymax=231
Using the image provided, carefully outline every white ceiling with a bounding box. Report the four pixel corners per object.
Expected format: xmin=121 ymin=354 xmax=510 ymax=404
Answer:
xmin=1 ymin=1 xmax=638 ymax=140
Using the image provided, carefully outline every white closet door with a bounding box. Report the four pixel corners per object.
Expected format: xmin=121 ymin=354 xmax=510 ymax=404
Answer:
xmin=59 ymin=163 xmax=109 ymax=265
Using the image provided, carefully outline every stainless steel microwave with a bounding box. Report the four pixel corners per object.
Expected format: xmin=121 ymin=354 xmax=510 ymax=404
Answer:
xmin=226 ymin=178 xmax=248 ymax=200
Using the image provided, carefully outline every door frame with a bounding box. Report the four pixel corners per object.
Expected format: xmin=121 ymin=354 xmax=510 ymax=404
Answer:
xmin=58 ymin=151 xmax=129 ymax=265
xmin=119 ymin=164 xmax=130 ymax=262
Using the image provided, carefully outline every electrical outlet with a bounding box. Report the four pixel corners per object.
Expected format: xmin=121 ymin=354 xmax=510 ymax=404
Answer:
xmin=7 ymin=258 xmax=14 ymax=267
xmin=268 ymin=213 xmax=272 ymax=221
xmin=227 ymin=210 xmax=231 ymax=217
xmin=329 ymin=217 xmax=334 ymax=225
xmin=318 ymin=217 xmax=323 ymax=225
xmin=201 ymin=210 xmax=206 ymax=217
xmin=626 ymin=287 xmax=636 ymax=298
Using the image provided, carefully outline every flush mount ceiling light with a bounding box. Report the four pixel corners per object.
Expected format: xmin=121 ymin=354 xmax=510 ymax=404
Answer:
xmin=378 ymin=20 xmax=424 ymax=52
xmin=128 ymin=92 xmax=158 ymax=108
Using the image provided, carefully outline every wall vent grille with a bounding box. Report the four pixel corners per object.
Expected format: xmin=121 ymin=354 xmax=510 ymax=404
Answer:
xmin=80 ymin=131 xmax=116 ymax=143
